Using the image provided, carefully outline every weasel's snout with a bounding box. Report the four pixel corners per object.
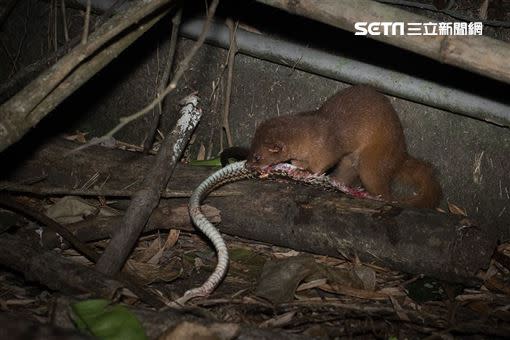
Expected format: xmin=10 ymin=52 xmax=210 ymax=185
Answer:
xmin=246 ymin=152 xmax=262 ymax=167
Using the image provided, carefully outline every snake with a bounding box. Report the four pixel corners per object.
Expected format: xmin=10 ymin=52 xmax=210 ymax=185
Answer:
xmin=178 ymin=160 xmax=376 ymax=304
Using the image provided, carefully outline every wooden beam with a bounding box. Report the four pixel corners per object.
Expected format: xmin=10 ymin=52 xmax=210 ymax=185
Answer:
xmin=255 ymin=0 xmax=510 ymax=84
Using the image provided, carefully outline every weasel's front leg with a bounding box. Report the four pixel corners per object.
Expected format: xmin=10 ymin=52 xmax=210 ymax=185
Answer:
xmin=291 ymin=159 xmax=309 ymax=171
xmin=330 ymin=152 xmax=360 ymax=185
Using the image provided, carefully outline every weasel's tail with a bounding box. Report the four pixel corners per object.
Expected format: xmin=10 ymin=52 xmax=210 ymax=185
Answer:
xmin=395 ymin=156 xmax=442 ymax=209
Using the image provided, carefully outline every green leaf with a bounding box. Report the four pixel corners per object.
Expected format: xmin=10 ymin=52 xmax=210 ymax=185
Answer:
xmin=71 ymin=299 xmax=110 ymax=332
xmin=190 ymin=158 xmax=222 ymax=167
xmin=71 ymin=299 xmax=147 ymax=340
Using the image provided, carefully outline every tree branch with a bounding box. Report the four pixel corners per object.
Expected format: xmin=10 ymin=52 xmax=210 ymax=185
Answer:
xmin=94 ymin=94 xmax=203 ymax=275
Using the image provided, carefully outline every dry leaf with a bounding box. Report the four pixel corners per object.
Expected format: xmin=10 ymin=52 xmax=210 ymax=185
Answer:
xmin=45 ymin=196 xmax=99 ymax=224
xmin=448 ymin=202 xmax=467 ymax=216
xmin=197 ymin=143 xmax=206 ymax=161
xmin=3 ymin=299 xmax=36 ymax=306
xmin=473 ymin=151 xmax=484 ymax=185
xmin=64 ymin=131 xmax=89 ymax=143
xmin=164 ymin=229 xmax=180 ymax=248
xmin=296 ymin=278 xmax=327 ymax=292
xmin=479 ymin=0 xmax=489 ymax=19
xmin=147 ymin=230 xmax=180 ymax=265
xmin=260 ymin=311 xmax=296 ymax=328
xmin=272 ymin=250 xmax=300 ymax=258
xmin=378 ymin=287 xmax=407 ymax=298
xmin=255 ymin=256 xmax=317 ymax=304
xmin=353 ymin=264 xmax=376 ymax=291
xmin=137 ymin=236 xmax=162 ymax=263
xmin=318 ymin=283 xmax=389 ymax=300
xmin=124 ymin=260 xmax=181 ymax=285
xmin=390 ymin=295 xmax=410 ymax=321
xmin=484 ymin=275 xmax=510 ymax=295
xmin=147 ymin=250 xmax=164 ymax=266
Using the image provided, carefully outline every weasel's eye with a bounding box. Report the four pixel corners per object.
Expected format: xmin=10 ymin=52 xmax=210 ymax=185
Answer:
xmin=254 ymin=153 xmax=262 ymax=162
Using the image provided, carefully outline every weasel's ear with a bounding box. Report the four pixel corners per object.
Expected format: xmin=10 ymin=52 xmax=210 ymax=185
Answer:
xmin=268 ymin=141 xmax=285 ymax=153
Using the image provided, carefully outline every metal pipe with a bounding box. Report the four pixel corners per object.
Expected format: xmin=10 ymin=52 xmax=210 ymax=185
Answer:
xmin=180 ymin=18 xmax=510 ymax=128
xmin=69 ymin=0 xmax=117 ymax=12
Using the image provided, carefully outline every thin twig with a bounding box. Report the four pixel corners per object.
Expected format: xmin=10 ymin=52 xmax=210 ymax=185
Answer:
xmin=102 ymin=0 xmax=220 ymax=139
xmin=53 ymin=0 xmax=58 ymax=51
xmin=9 ymin=0 xmax=30 ymax=77
xmin=0 ymin=181 xmax=241 ymax=198
xmin=47 ymin=0 xmax=52 ymax=51
xmin=221 ymin=18 xmax=238 ymax=148
xmin=81 ymin=0 xmax=92 ymax=44
xmin=61 ymin=0 xmax=69 ymax=42
xmin=143 ymin=8 xmax=183 ymax=153
xmin=0 ymin=37 xmax=16 ymax=73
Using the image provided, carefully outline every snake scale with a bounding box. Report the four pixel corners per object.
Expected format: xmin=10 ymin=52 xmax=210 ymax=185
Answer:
xmin=179 ymin=160 xmax=376 ymax=304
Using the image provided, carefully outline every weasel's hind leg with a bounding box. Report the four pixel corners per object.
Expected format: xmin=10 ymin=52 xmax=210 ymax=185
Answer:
xmin=358 ymin=147 xmax=398 ymax=201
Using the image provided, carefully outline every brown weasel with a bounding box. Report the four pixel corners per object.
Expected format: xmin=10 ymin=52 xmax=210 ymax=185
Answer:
xmin=247 ymin=85 xmax=441 ymax=209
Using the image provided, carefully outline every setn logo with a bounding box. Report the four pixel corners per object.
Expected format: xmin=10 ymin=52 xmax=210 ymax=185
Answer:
xmin=354 ymin=22 xmax=405 ymax=35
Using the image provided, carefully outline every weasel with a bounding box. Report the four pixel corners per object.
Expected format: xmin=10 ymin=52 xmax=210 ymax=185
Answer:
xmin=247 ymin=85 xmax=442 ymax=209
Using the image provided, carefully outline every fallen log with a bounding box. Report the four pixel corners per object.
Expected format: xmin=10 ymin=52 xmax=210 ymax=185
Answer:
xmin=0 ymin=233 xmax=123 ymax=297
xmin=0 ymin=139 xmax=497 ymax=285
xmin=0 ymin=312 xmax=89 ymax=340
xmin=37 ymin=204 xmax=218 ymax=249
xmin=0 ymin=300 xmax=306 ymax=340
xmin=213 ymin=181 xmax=494 ymax=285
xmin=50 ymin=297 xmax=306 ymax=340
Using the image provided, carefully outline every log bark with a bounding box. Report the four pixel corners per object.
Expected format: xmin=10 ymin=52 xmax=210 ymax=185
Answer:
xmin=213 ymin=182 xmax=494 ymax=285
xmin=56 ymin=204 xmax=218 ymax=245
xmin=0 ymin=312 xmax=89 ymax=340
xmin=0 ymin=139 xmax=498 ymax=285
xmin=255 ymin=0 xmax=510 ymax=85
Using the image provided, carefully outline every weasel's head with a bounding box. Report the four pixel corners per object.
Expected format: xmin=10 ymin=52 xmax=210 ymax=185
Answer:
xmin=247 ymin=123 xmax=290 ymax=170
xmin=247 ymin=117 xmax=296 ymax=170
xmin=247 ymin=140 xmax=289 ymax=170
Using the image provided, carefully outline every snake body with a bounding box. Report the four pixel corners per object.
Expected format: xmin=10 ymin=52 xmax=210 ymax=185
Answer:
xmin=181 ymin=160 xmax=376 ymax=303
xmin=180 ymin=161 xmax=255 ymax=303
